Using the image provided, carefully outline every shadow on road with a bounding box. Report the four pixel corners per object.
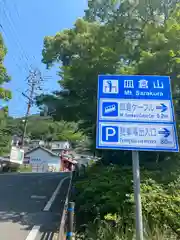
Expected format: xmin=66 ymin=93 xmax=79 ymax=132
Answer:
xmin=0 ymin=173 xmax=70 ymax=239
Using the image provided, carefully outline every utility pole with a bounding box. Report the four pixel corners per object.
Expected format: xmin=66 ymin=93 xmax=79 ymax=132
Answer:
xmin=21 ymin=68 xmax=44 ymax=148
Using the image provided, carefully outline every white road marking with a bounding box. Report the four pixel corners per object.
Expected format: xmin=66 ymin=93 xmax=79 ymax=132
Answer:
xmin=43 ymin=232 xmax=48 ymax=238
xmin=48 ymin=232 xmax=53 ymax=240
xmin=25 ymin=176 xmax=69 ymax=240
xmin=41 ymin=232 xmax=53 ymax=240
xmin=31 ymin=195 xmax=47 ymax=199
xmin=25 ymin=225 xmax=40 ymax=240
xmin=43 ymin=177 xmax=69 ymax=211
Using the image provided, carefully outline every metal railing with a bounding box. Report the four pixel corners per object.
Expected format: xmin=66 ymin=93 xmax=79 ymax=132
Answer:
xmin=59 ymin=171 xmax=73 ymax=240
xmin=59 ymin=166 xmax=87 ymax=239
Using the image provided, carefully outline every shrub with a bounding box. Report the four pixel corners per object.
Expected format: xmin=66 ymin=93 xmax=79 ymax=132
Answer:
xmin=75 ymin=163 xmax=180 ymax=237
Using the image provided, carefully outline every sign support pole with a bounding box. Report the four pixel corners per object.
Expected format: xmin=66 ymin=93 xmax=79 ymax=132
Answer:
xmin=132 ymin=151 xmax=143 ymax=240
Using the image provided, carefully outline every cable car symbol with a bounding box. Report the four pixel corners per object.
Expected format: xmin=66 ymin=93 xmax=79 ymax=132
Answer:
xmin=104 ymin=104 xmax=116 ymax=114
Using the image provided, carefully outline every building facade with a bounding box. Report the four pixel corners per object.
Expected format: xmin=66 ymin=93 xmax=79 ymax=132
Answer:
xmin=25 ymin=146 xmax=61 ymax=172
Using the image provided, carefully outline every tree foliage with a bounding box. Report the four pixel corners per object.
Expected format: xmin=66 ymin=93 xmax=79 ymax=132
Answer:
xmin=0 ymin=33 xmax=11 ymax=155
xmin=84 ymin=0 xmax=179 ymax=22
xmin=36 ymin=2 xmax=180 ymax=238
xmin=7 ymin=114 xmax=84 ymax=144
xmin=75 ymin=160 xmax=180 ymax=238
xmin=37 ymin=2 xmax=180 ymax=165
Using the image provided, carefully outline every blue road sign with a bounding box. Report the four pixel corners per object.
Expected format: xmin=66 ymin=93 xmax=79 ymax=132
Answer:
xmin=96 ymin=75 xmax=179 ymax=152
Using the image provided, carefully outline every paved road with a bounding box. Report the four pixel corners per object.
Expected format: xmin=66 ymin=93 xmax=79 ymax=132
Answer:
xmin=0 ymin=172 xmax=70 ymax=240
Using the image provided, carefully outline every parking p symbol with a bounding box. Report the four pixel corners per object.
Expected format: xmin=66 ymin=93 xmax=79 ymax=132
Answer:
xmin=102 ymin=126 xmax=118 ymax=142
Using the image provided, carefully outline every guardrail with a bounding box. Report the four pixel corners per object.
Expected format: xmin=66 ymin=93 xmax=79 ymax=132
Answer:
xmin=59 ymin=171 xmax=73 ymax=240
xmin=58 ymin=166 xmax=88 ymax=239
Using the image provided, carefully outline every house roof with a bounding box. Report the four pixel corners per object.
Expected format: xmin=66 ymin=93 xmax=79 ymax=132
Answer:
xmin=25 ymin=146 xmax=59 ymax=157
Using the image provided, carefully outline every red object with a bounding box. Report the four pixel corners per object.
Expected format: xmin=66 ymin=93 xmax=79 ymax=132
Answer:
xmin=60 ymin=150 xmax=75 ymax=172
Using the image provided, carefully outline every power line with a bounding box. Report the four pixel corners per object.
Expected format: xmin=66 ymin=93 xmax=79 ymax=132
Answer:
xmin=3 ymin=0 xmax=30 ymax=64
xmin=1 ymin=0 xmax=54 ymax=77
xmin=0 ymin=2 xmax=24 ymax=73
xmin=0 ymin=27 xmax=25 ymax=73
xmin=0 ymin=0 xmax=53 ymax=122
xmin=11 ymin=0 xmax=37 ymax=64
xmin=12 ymin=2 xmax=21 ymax=20
xmin=1 ymin=0 xmax=32 ymax=72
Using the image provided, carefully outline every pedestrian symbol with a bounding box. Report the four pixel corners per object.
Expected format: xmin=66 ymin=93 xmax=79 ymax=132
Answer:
xmin=103 ymin=80 xmax=119 ymax=94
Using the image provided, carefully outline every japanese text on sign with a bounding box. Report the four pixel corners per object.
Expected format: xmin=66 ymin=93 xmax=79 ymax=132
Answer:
xmin=97 ymin=75 xmax=179 ymax=152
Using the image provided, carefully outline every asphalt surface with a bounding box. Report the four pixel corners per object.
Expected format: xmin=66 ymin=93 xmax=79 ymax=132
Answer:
xmin=0 ymin=172 xmax=70 ymax=240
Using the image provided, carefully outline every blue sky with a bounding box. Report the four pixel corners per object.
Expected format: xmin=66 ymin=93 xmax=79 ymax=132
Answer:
xmin=1 ymin=0 xmax=87 ymax=117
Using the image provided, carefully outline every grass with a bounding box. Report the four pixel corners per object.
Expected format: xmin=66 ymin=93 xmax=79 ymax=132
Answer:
xmin=76 ymin=218 xmax=178 ymax=240
xmin=18 ymin=164 xmax=32 ymax=172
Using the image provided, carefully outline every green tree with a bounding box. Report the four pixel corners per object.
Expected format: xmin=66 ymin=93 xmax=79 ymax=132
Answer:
xmin=7 ymin=114 xmax=84 ymax=144
xmin=85 ymin=0 xmax=178 ymax=22
xmin=39 ymin=18 xmax=130 ymax=139
xmin=47 ymin=120 xmax=83 ymax=142
xmin=75 ymin=162 xmax=180 ymax=238
xmin=37 ymin=3 xmax=180 ymax=238
xmin=0 ymin=33 xmax=11 ymax=155
xmin=136 ymin=4 xmax=180 ymax=89
xmin=38 ymin=3 xmax=180 ymax=164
